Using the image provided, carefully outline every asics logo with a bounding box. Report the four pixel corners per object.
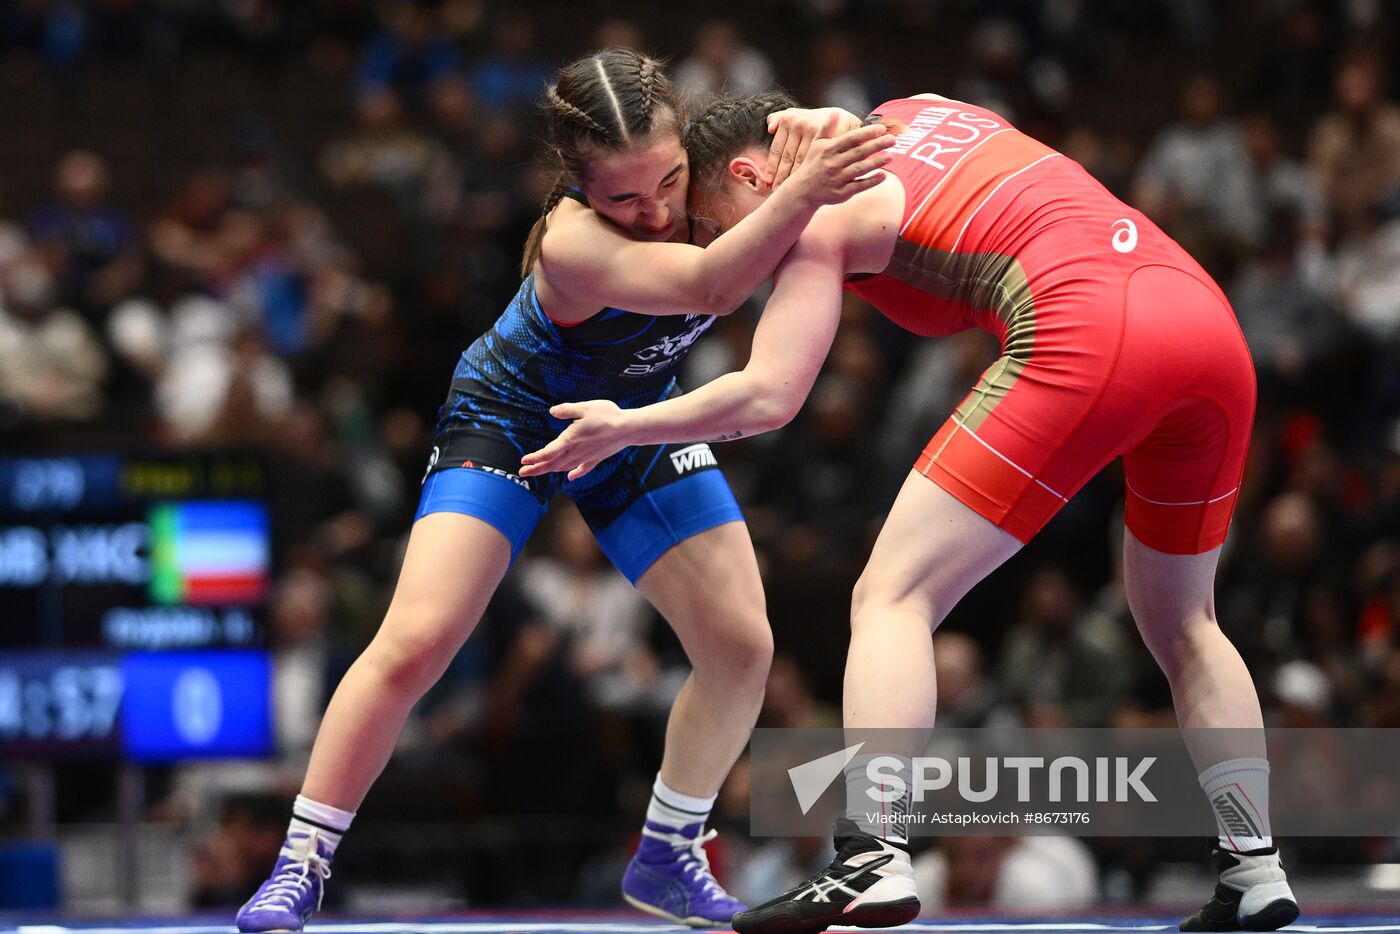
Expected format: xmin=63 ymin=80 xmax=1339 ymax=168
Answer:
xmin=1111 ymin=218 xmax=1138 ymax=253
xmin=797 ymin=854 xmax=893 ymax=903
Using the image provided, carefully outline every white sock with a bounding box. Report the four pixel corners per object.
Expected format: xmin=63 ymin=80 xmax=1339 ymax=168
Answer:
xmin=289 ymin=794 xmax=356 ymax=857
xmin=845 ymin=754 xmax=911 ymax=846
xmin=646 ymin=775 xmax=716 ymax=831
xmin=1199 ymin=757 xmax=1273 ymax=853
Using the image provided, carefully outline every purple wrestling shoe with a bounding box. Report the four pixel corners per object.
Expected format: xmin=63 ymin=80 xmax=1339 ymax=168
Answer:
xmin=622 ymin=820 xmax=747 ymax=927
xmin=236 ymin=831 xmax=333 ymax=932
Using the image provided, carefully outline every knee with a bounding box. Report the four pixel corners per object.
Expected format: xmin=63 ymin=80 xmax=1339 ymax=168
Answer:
xmin=851 ymin=572 xmax=936 ymax=637
xmin=694 ymin=611 xmax=773 ymax=692
xmin=363 ymin=609 xmax=458 ymax=697
xmin=1137 ymin=613 xmax=1217 ymax=677
xmin=728 ymin=613 xmax=775 ymax=690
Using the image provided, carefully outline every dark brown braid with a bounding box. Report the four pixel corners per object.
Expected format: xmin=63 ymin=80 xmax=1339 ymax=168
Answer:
xmin=545 ymin=85 xmax=606 ymax=137
xmin=520 ymin=49 xmax=682 ymax=276
xmin=637 ymin=56 xmax=661 ymax=122
xmin=684 ymin=90 xmax=798 ymax=194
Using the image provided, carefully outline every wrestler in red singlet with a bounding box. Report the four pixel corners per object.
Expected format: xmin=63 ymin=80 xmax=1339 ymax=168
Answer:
xmin=521 ymin=93 xmax=1296 ymax=934
xmin=849 ymin=96 xmax=1255 ymax=555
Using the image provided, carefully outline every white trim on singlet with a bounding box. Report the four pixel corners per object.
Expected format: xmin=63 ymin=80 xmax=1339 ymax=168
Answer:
xmin=943 ymin=415 xmax=1069 ymax=502
xmin=1125 ymin=481 xmax=1240 ymax=507
xmin=949 ymin=152 xmax=1062 ymax=254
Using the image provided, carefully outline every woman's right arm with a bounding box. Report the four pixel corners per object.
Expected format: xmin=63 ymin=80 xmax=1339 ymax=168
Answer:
xmin=540 ymin=121 xmax=890 ymax=319
xmin=521 ymin=227 xmax=849 ymax=480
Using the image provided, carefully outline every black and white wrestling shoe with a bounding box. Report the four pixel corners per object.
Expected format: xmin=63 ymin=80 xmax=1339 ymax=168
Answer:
xmin=733 ymin=819 xmax=920 ymax=934
xmin=1180 ymin=846 xmax=1300 ymax=931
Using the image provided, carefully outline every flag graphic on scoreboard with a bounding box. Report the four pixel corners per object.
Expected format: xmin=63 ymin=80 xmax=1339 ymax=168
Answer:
xmin=149 ymin=502 xmax=269 ymax=605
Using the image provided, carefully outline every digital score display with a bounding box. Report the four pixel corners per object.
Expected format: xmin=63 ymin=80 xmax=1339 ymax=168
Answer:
xmin=0 ymin=455 xmax=276 ymax=761
xmin=0 ymin=649 xmax=273 ymax=761
xmin=0 ymin=454 xmax=270 ymax=650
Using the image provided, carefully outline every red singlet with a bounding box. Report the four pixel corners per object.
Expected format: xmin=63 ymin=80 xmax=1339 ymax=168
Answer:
xmin=846 ymin=97 xmax=1255 ymax=554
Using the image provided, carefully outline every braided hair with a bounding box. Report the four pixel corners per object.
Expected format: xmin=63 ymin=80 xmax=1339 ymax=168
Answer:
xmin=520 ymin=49 xmax=681 ymax=277
xmin=684 ymin=90 xmax=798 ymax=195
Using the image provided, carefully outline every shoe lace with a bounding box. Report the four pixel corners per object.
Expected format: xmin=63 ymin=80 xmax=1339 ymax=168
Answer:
xmin=249 ymin=833 xmax=333 ymax=914
xmin=642 ymin=826 xmax=725 ymax=897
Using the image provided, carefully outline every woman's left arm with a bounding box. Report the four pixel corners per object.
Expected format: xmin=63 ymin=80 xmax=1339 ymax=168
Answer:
xmin=521 ymin=231 xmax=848 ymax=481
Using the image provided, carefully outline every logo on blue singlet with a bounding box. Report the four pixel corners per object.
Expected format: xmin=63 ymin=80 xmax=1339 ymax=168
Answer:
xmin=623 ymin=315 xmax=716 ymax=377
xmin=669 ymin=444 xmax=717 ymax=475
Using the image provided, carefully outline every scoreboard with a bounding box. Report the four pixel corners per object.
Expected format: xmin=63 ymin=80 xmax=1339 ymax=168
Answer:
xmin=0 ymin=454 xmax=269 ymax=649
xmin=0 ymin=454 xmax=274 ymax=760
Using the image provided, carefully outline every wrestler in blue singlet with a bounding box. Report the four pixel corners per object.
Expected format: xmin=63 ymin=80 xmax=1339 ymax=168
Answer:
xmin=417 ymin=256 xmax=740 ymax=583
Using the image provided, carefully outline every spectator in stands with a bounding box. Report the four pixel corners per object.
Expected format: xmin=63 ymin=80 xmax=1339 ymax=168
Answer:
xmin=759 ymin=654 xmax=839 ymax=729
xmin=270 ymin=566 xmax=354 ymax=766
xmin=1250 ymin=2 xmax=1336 ymax=127
xmin=804 ymin=32 xmax=880 ymax=116
xmin=0 ymin=198 xmax=26 ymax=275
xmin=156 ymin=318 xmax=292 ymax=446
xmin=952 ymin=16 xmax=1071 ymax=126
xmin=226 ymin=117 xmax=302 ymax=213
xmin=447 ymin=110 xmax=534 ymax=239
xmin=1133 ymin=74 xmax=1256 ymax=253
xmin=0 ymin=253 xmax=108 ymax=423
xmin=148 ymin=169 xmax=251 ymax=293
xmin=1329 ymin=197 xmax=1400 ymax=341
xmin=998 ymin=567 xmax=1131 ymax=726
xmin=1241 ymin=113 xmax=1327 ymax=250
xmin=27 ymin=150 xmax=140 ymax=317
xmin=0 ymin=0 xmax=85 ymax=74
xmin=519 ymin=509 xmax=673 ymax=714
xmin=1220 ymin=492 xmax=1340 ymax=665
xmin=1229 ymin=207 xmax=1343 ymax=393
xmin=754 ymin=373 xmax=881 ymax=543
xmin=1309 ymin=50 xmax=1400 ymax=234
xmin=876 ymin=330 xmax=999 ymax=480
xmin=266 ymin=402 xmax=372 ymax=564
xmin=1058 ymin=124 xmax=1137 ymax=198
xmin=591 ymin=18 xmax=645 ymax=53
xmin=354 ymin=0 xmax=463 ymax=110
xmin=321 ymin=86 xmax=455 ymax=223
xmin=931 ymin=631 xmax=1021 ymax=730
xmin=673 ymin=21 xmax=774 ymax=111
xmin=468 ymin=10 xmax=551 ymax=114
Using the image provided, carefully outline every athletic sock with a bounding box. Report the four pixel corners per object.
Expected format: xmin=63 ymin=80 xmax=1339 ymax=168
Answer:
xmin=845 ymin=754 xmax=911 ymax=846
xmin=646 ymin=775 xmax=716 ymax=831
xmin=289 ymin=794 xmax=356 ymax=857
xmin=1198 ymin=757 xmax=1273 ymax=853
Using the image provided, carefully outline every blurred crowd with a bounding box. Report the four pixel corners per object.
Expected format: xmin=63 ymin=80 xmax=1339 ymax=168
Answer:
xmin=3 ymin=0 xmax=1400 ymax=913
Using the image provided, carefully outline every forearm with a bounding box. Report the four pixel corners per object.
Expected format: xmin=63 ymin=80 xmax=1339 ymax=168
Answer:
xmin=692 ymin=184 xmax=818 ymax=313
xmin=624 ymin=371 xmax=794 ymax=446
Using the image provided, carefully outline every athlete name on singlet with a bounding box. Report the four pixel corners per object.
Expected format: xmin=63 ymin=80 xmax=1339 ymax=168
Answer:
xmin=886 ymin=104 xmax=1007 ymax=175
